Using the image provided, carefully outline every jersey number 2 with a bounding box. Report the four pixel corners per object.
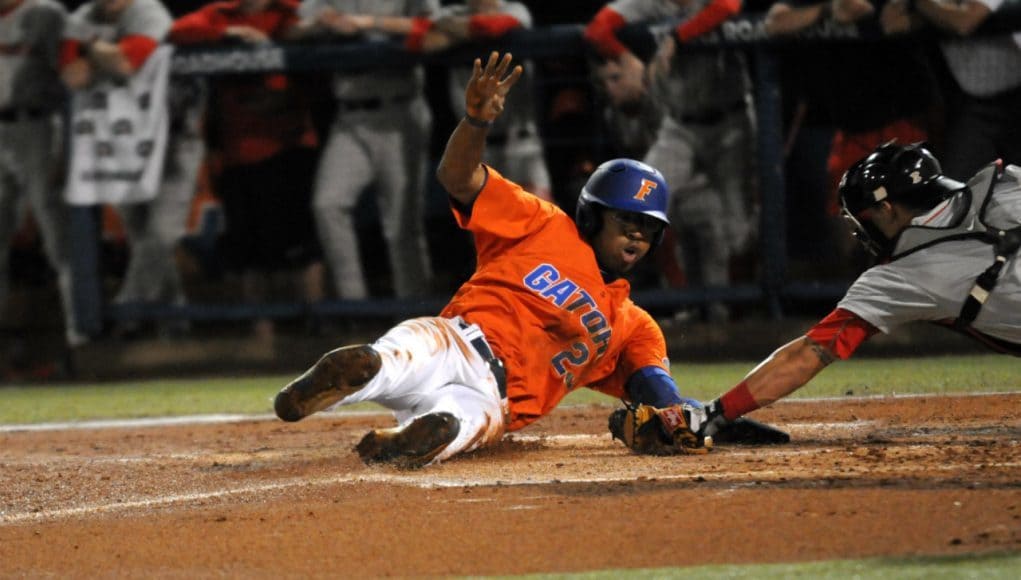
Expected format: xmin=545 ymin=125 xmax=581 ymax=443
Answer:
xmin=552 ymin=342 xmax=590 ymax=390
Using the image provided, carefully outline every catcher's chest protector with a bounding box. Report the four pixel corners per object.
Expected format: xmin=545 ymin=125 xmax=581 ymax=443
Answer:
xmin=891 ymin=163 xmax=1021 ymax=329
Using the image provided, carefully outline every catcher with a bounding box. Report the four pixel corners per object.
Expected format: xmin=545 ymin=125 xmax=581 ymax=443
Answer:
xmin=273 ymin=52 xmax=715 ymax=466
xmin=703 ymin=142 xmax=1021 ymax=438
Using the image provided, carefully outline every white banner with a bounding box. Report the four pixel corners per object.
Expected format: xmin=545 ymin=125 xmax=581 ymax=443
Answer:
xmin=65 ymin=46 xmax=172 ymax=206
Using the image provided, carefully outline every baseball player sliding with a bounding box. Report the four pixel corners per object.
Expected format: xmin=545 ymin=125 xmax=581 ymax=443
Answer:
xmin=702 ymin=142 xmax=1021 ymax=438
xmin=274 ymin=52 xmax=711 ymax=467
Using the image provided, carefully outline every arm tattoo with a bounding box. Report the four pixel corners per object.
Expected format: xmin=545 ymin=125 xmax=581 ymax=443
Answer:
xmin=805 ymin=337 xmax=836 ymax=365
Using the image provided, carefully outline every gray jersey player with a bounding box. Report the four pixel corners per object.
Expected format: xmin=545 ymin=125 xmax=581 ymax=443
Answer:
xmin=294 ymin=0 xmax=438 ymax=300
xmin=0 ymin=0 xmax=80 ymax=346
xmin=700 ymin=142 xmax=1021 ymax=439
xmin=585 ymin=0 xmax=758 ymax=321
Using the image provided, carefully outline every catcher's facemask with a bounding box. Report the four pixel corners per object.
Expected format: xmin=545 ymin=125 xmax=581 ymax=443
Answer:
xmin=840 ymin=207 xmax=890 ymax=257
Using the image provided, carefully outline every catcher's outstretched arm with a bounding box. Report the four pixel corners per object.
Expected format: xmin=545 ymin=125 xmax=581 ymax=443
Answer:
xmin=740 ymin=336 xmax=833 ymax=409
xmin=708 ymin=308 xmax=878 ymax=426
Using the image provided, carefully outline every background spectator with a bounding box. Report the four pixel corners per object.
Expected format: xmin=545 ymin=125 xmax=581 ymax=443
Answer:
xmin=765 ymin=0 xmax=938 ymax=274
xmin=292 ymin=0 xmax=439 ymax=301
xmin=170 ymin=0 xmax=325 ymax=345
xmin=881 ymin=0 xmax=1021 ymax=179
xmin=585 ymin=0 xmax=758 ymax=322
xmin=588 ymin=54 xmax=688 ymax=293
xmin=0 ymin=0 xmax=77 ymax=376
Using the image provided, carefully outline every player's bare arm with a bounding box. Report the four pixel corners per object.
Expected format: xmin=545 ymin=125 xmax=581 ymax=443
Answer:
xmin=348 ymin=14 xmax=418 ymax=35
xmin=739 ymin=336 xmax=833 ymax=409
xmin=84 ymin=39 xmax=135 ymax=78
xmin=879 ymin=0 xmax=915 ymax=34
xmin=436 ymin=51 xmax=522 ymax=205
xmin=914 ymin=0 xmax=991 ymax=36
xmin=431 ymin=15 xmax=471 ymax=39
xmin=831 ymin=0 xmax=876 ymax=24
xmin=764 ymin=2 xmax=830 ymax=36
xmin=61 ymin=57 xmax=93 ymax=89
xmin=225 ymin=25 xmax=271 ymax=44
xmin=287 ymin=9 xmax=360 ymax=39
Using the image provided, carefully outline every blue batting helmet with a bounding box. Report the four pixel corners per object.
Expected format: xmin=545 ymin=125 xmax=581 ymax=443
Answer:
xmin=575 ymin=159 xmax=670 ymax=246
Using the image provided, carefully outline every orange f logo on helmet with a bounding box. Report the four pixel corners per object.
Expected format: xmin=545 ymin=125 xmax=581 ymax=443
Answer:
xmin=633 ymin=178 xmax=657 ymax=201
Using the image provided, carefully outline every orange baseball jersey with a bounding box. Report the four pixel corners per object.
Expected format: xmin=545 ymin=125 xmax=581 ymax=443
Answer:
xmin=440 ymin=167 xmax=670 ymax=431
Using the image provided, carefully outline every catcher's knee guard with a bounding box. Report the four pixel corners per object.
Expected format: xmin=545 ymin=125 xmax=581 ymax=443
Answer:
xmin=355 ymin=412 xmax=460 ymax=469
xmin=274 ymin=345 xmax=381 ymax=422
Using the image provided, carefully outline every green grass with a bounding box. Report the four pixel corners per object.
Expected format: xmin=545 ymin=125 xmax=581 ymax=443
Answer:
xmin=495 ymin=551 xmax=1021 ymax=579
xmin=0 ymin=354 xmax=1017 ymax=425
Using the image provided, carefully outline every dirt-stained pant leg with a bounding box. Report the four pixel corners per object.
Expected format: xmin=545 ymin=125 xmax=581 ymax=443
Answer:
xmin=645 ymin=116 xmax=729 ymax=288
xmin=338 ymin=317 xmax=506 ymax=464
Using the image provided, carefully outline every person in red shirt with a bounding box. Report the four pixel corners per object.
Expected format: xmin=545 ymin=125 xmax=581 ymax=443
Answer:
xmin=273 ymin=52 xmax=710 ymax=468
xmin=169 ymin=0 xmax=324 ymax=343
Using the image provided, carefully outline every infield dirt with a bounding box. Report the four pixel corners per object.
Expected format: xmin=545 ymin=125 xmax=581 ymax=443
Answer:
xmin=2 ymin=394 xmax=1020 ymax=577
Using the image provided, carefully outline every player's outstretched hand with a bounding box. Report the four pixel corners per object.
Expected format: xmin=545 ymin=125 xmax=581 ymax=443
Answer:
xmin=465 ymin=51 xmax=523 ymax=124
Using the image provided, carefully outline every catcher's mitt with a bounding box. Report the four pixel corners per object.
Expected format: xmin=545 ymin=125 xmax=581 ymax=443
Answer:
xmin=608 ymin=403 xmax=711 ymax=455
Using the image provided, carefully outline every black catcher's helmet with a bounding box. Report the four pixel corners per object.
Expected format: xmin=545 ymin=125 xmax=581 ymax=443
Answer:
xmin=838 ymin=142 xmax=966 ymax=255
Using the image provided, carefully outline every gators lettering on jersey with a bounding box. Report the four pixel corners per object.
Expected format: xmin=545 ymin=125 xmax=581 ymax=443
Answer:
xmin=441 ymin=167 xmax=668 ymax=431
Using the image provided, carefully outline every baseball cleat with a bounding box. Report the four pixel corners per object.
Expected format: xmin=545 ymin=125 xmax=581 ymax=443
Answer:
xmin=355 ymin=412 xmax=461 ymax=469
xmin=274 ymin=345 xmax=381 ymax=422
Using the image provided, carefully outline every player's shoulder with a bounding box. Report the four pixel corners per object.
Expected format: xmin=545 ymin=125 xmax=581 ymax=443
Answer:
xmin=68 ymin=1 xmax=93 ymax=21
xmin=610 ymin=0 xmax=684 ymax=19
xmin=130 ymin=0 xmax=168 ymax=12
xmin=127 ymin=0 xmax=173 ymax=21
xmin=437 ymin=4 xmax=468 ymax=17
xmin=199 ymin=1 xmax=240 ymax=15
xmin=626 ymin=299 xmax=659 ymax=325
xmin=844 ymin=259 xmax=935 ymax=304
xmin=617 ymin=300 xmax=668 ymax=343
xmin=25 ymin=0 xmax=66 ymax=16
xmin=483 ymin=166 xmax=562 ymax=210
xmin=498 ymin=2 xmax=533 ymax=24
